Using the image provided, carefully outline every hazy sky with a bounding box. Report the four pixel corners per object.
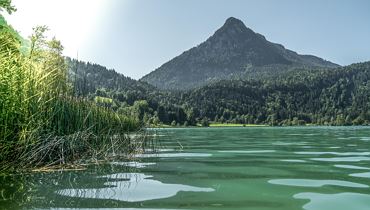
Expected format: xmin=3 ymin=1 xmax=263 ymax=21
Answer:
xmin=4 ymin=0 xmax=370 ymax=79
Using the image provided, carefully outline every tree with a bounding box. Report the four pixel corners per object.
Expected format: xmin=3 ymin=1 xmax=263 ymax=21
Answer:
xmin=292 ymin=117 xmax=299 ymax=126
xmin=143 ymin=113 xmax=150 ymax=125
xmin=46 ymin=37 xmax=68 ymax=93
xmin=201 ymin=117 xmax=209 ymax=127
xmin=133 ymin=100 xmax=149 ymax=121
xmin=335 ymin=114 xmax=345 ymax=126
xmin=157 ymin=105 xmax=168 ymax=123
xmin=152 ymin=116 xmax=160 ymax=125
xmin=0 ymin=0 xmax=16 ymax=14
xmin=29 ymin=25 xmax=48 ymax=58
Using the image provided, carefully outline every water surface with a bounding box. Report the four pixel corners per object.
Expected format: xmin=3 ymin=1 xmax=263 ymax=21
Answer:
xmin=1 ymin=127 xmax=370 ymax=210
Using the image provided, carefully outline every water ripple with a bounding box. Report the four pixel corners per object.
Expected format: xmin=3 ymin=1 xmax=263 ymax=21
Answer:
xmin=56 ymin=173 xmax=214 ymax=202
xmin=268 ymin=179 xmax=368 ymax=188
xmin=311 ymin=156 xmax=370 ymax=162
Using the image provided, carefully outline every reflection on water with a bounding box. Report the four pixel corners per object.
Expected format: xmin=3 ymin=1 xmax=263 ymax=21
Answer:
xmin=294 ymin=192 xmax=370 ymax=210
xmin=280 ymin=159 xmax=307 ymax=163
xmin=295 ymin=151 xmax=370 ymax=156
xmin=350 ymin=172 xmax=370 ymax=178
xmin=1 ymin=127 xmax=370 ymax=210
xmin=268 ymin=179 xmax=368 ymax=188
xmin=272 ymin=141 xmax=308 ymax=146
xmin=111 ymin=161 xmax=156 ymax=168
xmin=40 ymin=208 xmax=182 ymax=210
xmin=57 ymin=173 xmax=214 ymax=202
xmin=334 ymin=164 xmax=370 ymax=170
xmin=360 ymin=137 xmax=370 ymax=141
xmin=311 ymin=156 xmax=370 ymax=162
xmin=134 ymin=153 xmax=212 ymax=158
xmin=218 ymin=150 xmax=275 ymax=153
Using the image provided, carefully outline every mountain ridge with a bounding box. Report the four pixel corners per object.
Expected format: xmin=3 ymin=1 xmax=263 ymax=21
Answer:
xmin=141 ymin=17 xmax=339 ymax=90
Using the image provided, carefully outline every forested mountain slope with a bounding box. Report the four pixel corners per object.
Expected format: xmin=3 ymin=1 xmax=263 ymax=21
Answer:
xmin=183 ymin=62 xmax=370 ymax=125
xmin=67 ymin=58 xmax=153 ymax=97
xmin=67 ymin=58 xmax=190 ymax=125
xmin=70 ymin=57 xmax=370 ymax=126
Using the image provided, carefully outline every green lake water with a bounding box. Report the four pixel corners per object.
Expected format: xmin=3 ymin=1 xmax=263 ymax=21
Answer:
xmin=1 ymin=127 xmax=370 ymax=210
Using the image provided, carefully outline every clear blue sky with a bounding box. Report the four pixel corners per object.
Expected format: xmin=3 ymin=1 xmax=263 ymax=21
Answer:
xmin=7 ymin=0 xmax=370 ymax=79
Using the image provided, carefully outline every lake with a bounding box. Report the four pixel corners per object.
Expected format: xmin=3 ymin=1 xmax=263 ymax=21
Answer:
xmin=1 ymin=127 xmax=370 ymax=210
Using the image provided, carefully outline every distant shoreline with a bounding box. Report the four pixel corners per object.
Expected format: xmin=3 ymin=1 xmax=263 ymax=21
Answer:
xmin=147 ymin=123 xmax=370 ymax=129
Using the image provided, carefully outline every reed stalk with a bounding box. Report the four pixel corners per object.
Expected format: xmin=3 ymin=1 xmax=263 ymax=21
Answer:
xmin=0 ymin=25 xmax=142 ymax=172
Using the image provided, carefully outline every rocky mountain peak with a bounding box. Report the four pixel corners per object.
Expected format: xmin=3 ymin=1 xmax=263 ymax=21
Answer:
xmin=213 ymin=17 xmax=255 ymax=39
xmin=141 ymin=17 xmax=339 ymax=90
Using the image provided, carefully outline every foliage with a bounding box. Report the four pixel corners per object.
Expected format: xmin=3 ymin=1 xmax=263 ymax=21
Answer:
xmin=68 ymin=55 xmax=370 ymax=127
xmin=67 ymin=59 xmax=192 ymax=126
xmin=0 ymin=0 xmax=16 ymax=14
xmin=182 ymin=63 xmax=370 ymax=126
xmin=0 ymin=18 xmax=140 ymax=171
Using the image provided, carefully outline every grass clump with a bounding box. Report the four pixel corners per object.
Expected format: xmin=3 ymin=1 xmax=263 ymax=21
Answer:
xmin=0 ymin=23 xmax=142 ymax=171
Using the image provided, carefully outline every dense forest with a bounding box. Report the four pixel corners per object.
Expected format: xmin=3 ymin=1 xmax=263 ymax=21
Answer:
xmin=185 ymin=62 xmax=370 ymax=126
xmin=69 ymin=58 xmax=370 ymax=126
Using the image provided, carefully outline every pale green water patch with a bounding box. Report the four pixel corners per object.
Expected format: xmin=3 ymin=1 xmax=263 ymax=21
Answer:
xmin=294 ymin=192 xmax=370 ymax=210
xmin=311 ymin=156 xmax=370 ymax=162
xmin=134 ymin=153 xmax=212 ymax=158
xmin=334 ymin=164 xmax=370 ymax=170
xmin=280 ymin=159 xmax=308 ymax=163
xmin=111 ymin=162 xmax=156 ymax=168
xmin=268 ymin=179 xmax=368 ymax=188
xmin=218 ymin=150 xmax=276 ymax=154
xmin=295 ymin=151 xmax=370 ymax=156
xmin=350 ymin=172 xmax=370 ymax=178
xmin=360 ymin=137 xmax=370 ymax=141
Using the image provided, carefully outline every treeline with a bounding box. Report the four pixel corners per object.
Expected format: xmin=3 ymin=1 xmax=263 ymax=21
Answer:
xmin=67 ymin=59 xmax=193 ymax=126
xmin=70 ymin=56 xmax=370 ymax=126
xmin=184 ymin=62 xmax=370 ymax=126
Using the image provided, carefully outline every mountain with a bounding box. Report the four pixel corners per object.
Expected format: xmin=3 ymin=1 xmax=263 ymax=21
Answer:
xmin=66 ymin=58 xmax=191 ymax=125
xmin=74 ymin=56 xmax=370 ymax=126
xmin=66 ymin=57 xmax=154 ymax=97
xmin=141 ymin=17 xmax=339 ymax=90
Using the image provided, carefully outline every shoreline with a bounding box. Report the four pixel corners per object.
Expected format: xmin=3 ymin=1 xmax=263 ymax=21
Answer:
xmin=147 ymin=123 xmax=370 ymax=129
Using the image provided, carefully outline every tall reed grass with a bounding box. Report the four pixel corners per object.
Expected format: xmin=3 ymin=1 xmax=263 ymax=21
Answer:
xmin=0 ymin=25 xmax=142 ymax=171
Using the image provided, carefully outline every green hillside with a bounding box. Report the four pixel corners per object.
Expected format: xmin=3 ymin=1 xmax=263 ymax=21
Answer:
xmin=71 ymin=59 xmax=370 ymax=126
xmin=183 ymin=62 xmax=370 ymax=125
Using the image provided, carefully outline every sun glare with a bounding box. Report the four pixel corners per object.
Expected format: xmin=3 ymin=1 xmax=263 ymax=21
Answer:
xmin=4 ymin=0 xmax=111 ymax=57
